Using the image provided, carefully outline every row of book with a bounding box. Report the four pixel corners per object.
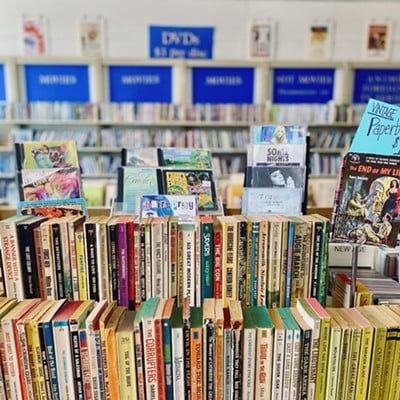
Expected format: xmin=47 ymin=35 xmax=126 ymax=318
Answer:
xmin=0 ymin=211 xmax=330 ymax=310
xmin=0 ymin=101 xmax=268 ymax=123
xmin=1 ymin=295 xmax=400 ymax=400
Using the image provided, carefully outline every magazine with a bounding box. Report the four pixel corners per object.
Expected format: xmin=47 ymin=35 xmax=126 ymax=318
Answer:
xmin=330 ymin=152 xmax=400 ymax=247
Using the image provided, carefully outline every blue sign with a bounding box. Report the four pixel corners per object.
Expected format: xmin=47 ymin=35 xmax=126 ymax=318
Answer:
xmin=149 ymin=26 xmax=214 ymax=59
xmin=273 ymin=68 xmax=335 ymax=104
xmin=353 ymin=68 xmax=400 ymax=104
xmin=0 ymin=65 xmax=5 ymax=101
xmin=24 ymin=64 xmax=90 ymax=102
xmin=192 ymin=67 xmax=254 ymax=104
xmin=109 ymin=65 xmax=172 ymax=103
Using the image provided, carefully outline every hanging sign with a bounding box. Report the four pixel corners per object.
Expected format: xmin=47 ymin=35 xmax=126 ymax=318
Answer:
xmin=273 ymin=67 xmax=335 ymax=104
xmin=108 ymin=65 xmax=172 ymax=103
xmin=149 ymin=26 xmax=214 ymax=59
xmin=192 ymin=66 xmax=254 ymax=104
xmin=353 ymin=68 xmax=400 ymax=104
xmin=24 ymin=64 xmax=90 ymax=102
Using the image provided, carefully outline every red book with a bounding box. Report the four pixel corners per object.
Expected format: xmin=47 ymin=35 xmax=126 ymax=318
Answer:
xmin=213 ymin=217 xmax=223 ymax=299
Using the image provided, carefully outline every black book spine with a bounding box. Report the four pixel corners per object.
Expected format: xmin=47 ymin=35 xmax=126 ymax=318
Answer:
xmin=38 ymin=322 xmax=54 ymax=399
xmin=70 ymin=326 xmax=84 ymax=399
xmin=51 ymin=223 xmax=65 ymax=299
xmin=299 ymin=329 xmax=311 ymax=400
xmin=85 ymin=223 xmax=99 ymax=301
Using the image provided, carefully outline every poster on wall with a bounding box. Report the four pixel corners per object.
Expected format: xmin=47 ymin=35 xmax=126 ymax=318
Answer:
xmin=249 ymin=21 xmax=275 ymax=59
xmin=20 ymin=14 xmax=49 ymax=56
xmin=78 ymin=17 xmax=106 ymax=57
xmin=363 ymin=19 xmax=392 ymax=60
xmin=304 ymin=21 xmax=333 ymax=60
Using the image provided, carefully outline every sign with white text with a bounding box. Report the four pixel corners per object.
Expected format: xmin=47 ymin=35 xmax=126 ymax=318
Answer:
xmin=149 ymin=25 xmax=214 ymax=59
xmin=108 ymin=65 xmax=172 ymax=102
xmin=192 ymin=67 xmax=254 ymax=104
xmin=273 ymin=67 xmax=335 ymax=104
xmin=24 ymin=64 xmax=90 ymax=102
xmin=353 ymin=68 xmax=400 ymax=104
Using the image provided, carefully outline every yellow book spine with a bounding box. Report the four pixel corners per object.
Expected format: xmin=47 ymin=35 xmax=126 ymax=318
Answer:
xmin=355 ymin=326 xmax=374 ymax=400
xmin=267 ymin=218 xmax=282 ymax=308
xmin=345 ymin=327 xmax=362 ymax=399
xmin=117 ymin=328 xmax=137 ymax=400
xmin=324 ymin=325 xmax=342 ymax=400
xmin=75 ymin=227 xmax=88 ymax=300
xmin=388 ymin=331 xmax=400 ymax=400
xmin=315 ymin=317 xmax=331 ymax=400
xmin=380 ymin=327 xmax=397 ymax=398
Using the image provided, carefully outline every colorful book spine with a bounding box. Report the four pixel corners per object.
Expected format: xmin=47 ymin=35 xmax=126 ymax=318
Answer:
xmin=117 ymin=217 xmax=129 ymax=307
xmin=200 ymin=215 xmax=214 ymax=301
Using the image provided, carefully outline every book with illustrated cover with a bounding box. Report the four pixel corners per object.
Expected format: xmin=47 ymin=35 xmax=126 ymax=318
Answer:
xmin=245 ymin=165 xmax=306 ymax=188
xmin=241 ymin=187 xmax=303 ymax=216
xmin=117 ymin=166 xmax=162 ymax=213
xmin=18 ymin=167 xmax=83 ymax=202
xmin=158 ymin=147 xmax=213 ymax=169
xmin=247 ymin=143 xmax=307 ymax=166
xmin=330 ymin=152 xmax=400 ymax=247
xmin=349 ymin=98 xmax=400 ymax=156
xmin=121 ymin=147 xmax=159 ymax=167
xmin=15 ymin=141 xmax=79 ymax=170
xmin=162 ymin=169 xmax=219 ymax=213
xmin=250 ymin=124 xmax=307 ymax=144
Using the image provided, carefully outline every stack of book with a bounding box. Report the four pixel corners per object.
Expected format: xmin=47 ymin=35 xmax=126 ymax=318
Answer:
xmin=0 ymin=296 xmax=399 ymax=400
xmin=242 ymin=124 xmax=308 ymax=215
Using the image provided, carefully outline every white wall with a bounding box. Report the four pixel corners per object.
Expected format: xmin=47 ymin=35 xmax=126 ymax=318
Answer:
xmin=0 ymin=0 xmax=400 ymax=61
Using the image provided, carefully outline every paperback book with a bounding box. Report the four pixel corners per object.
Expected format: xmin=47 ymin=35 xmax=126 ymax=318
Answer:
xmin=331 ymin=151 xmax=400 ymax=247
xmin=17 ymin=198 xmax=88 ymax=218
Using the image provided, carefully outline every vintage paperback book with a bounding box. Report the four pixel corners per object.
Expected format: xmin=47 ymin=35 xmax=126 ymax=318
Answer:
xmin=330 ymin=151 xmax=400 ymax=247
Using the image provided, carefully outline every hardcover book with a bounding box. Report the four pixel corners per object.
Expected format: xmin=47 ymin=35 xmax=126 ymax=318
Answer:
xmin=15 ymin=141 xmax=80 ymax=170
xmin=330 ymin=152 xmax=400 ymax=247
xmin=162 ymin=169 xmax=219 ymax=213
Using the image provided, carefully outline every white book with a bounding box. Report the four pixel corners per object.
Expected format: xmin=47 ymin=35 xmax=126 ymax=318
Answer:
xmin=241 ymin=308 xmax=257 ymax=400
xmin=171 ymin=307 xmax=185 ymax=399
xmin=180 ymin=218 xmax=196 ymax=307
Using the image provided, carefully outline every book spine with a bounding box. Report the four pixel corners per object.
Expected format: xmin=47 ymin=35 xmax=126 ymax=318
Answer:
xmin=325 ymin=326 xmax=341 ymax=400
xmin=284 ymin=220 xmax=294 ymax=307
xmin=290 ymin=220 xmax=307 ymax=306
xmin=133 ymin=222 xmax=142 ymax=309
xmin=257 ymin=220 xmax=268 ymax=306
xmin=282 ymin=329 xmax=293 ymax=400
xmin=107 ymin=222 xmax=119 ymax=302
xmin=272 ymin=329 xmax=285 ymax=400
xmin=51 ymin=223 xmax=66 ymax=299
xmin=204 ymin=321 xmax=215 ymax=399
xmin=242 ymin=327 xmax=256 ymax=400
xmin=213 ymin=227 xmax=222 ymax=300
xmin=355 ymin=327 xmax=374 ymax=400
xmin=75 ymin=225 xmax=88 ymax=300
xmin=87 ymin=329 xmax=103 ymax=400
xmin=144 ymin=222 xmax=152 ymax=300
xmin=345 ymin=328 xmax=362 ymax=399
xmin=70 ymin=322 xmax=84 ymax=399
xmin=215 ymin=314 xmax=224 ymax=400
xmin=126 ymin=220 xmax=135 ymax=310
xmin=182 ymin=223 xmax=196 ymax=307
xmin=267 ymin=220 xmax=282 ymax=308
xmin=133 ymin=320 xmax=146 ymax=400
xmin=68 ymin=221 xmax=80 ymax=301
xmin=117 ymin=220 xmax=129 ymax=307
xmin=38 ymin=322 xmax=53 ymax=399
xmin=190 ymin=326 xmax=203 ymax=400
xmin=79 ymin=329 xmax=93 ymax=400
xmin=33 ymin=226 xmax=46 ymax=300
xmin=290 ymin=328 xmax=302 ymax=400
xmin=223 ymin=325 xmax=233 ymax=400
xmin=317 ymin=221 xmax=330 ymax=306
xmin=85 ymin=222 xmax=99 ymax=301
xmin=249 ymin=222 xmax=260 ymax=306
xmin=171 ymin=326 xmax=185 ymax=399
xmin=162 ymin=317 xmax=173 ymax=400
xmin=310 ymin=222 xmax=323 ymax=299
xmin=236 ymin=219 xmax=247 ymax=303
xmin=59 ymin=220 xmax=73 ymax=300
xmin=299 ymin=329 xmax=311 ymax=400
xmin=0 ymin=221 xmax=25 ymax=300
xmin=43 ymin=320 xmax=60 ymax=400
xmin=255 ymin=327 xmax=273 ymax=399
xmin=168 ymin=218 xmax=178 ymax=300
xmin=139 ymin=221 xmax=147 ymax=302
xmin=25 ymin=319 xmax=47 ymax=399
xmin=97 ymin=221 xmax=111 ymax=302
xmin=151 ymin=220 xmax=164 ymax=299
xmin=315 ymin=318 xmax=331 ymax=400
xmin=17 ymin=223 xmax=40 ymax=298
xmin=232 ymin=327 xmax=242 ymax=400
xmin=221 ymin=219 xmax=237 ymax=307
xmin=183 ymin=319 xmax=191 ymax=399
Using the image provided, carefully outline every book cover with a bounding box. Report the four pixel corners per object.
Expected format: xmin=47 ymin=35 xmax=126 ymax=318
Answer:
xmin=117 ymin=166 xmax=162 ymax=213
xmin=200 ymin=215 xmax=214 ymax=301
xmin=158 ymin=147 xmax=213 ymax=169
xmin=121 ymin=147 xmax=159 ymax=167
xmin=19 ymin=167 xmax=82 ymax=201
xmin=250 ymin=124 xmax=307 ymax=144
xmin=241 ymin=187 xmax=303 ymax=216
xmin=330 ymin=152 xmax=400 ymax=247
xmin=162 ymin=169 xmax=219 ymax=213
xmin=15 ymin=140 xmax=79 ymax=170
